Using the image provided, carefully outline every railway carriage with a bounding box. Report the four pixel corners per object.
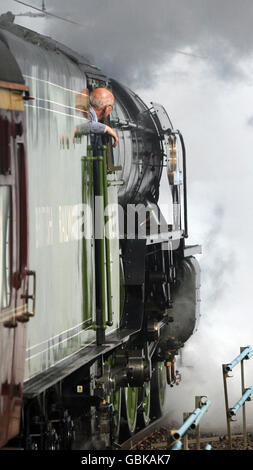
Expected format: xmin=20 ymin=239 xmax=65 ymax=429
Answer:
xmin=0 ymin=15 xmax=201 ymax=449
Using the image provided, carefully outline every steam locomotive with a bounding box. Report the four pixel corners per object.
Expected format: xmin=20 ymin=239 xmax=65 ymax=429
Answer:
xmin=0 ymin=14 xmax=201 ymax=449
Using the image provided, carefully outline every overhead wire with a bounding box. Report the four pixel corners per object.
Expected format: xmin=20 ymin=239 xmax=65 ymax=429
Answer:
xmin=12 ymin=0 xmax=84 ymax=26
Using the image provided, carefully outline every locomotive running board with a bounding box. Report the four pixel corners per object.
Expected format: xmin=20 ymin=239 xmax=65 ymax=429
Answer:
xmin=146 ymin=229 xmax=183 ymax=245
xmin=23 ymin=327 xmax=139 ymax=399
xmin=183 ymin=244 xmax=202 ymax=257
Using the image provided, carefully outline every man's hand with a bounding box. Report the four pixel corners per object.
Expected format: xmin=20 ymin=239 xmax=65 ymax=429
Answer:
xmin=105 ymin=125 xmax=119 ymax=147
xmin=72 ymin=127 xmax=81 ymax=143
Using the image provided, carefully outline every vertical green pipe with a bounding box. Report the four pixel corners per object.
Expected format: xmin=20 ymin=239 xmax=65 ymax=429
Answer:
xmin=101 ymin=145 xmax=113 ymax=327
xmin=96 ymin=153 xmax=107 ymax=331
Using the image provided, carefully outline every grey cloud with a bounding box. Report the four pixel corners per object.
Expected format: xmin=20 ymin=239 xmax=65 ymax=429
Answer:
xmin=208 ymin=56 xmax=248 ymax=82
xmin=51 ymin=0 xmax=253 ymax=86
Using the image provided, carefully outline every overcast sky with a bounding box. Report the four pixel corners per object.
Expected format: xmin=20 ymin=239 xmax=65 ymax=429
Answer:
xmin=1 ymin=0 xmax=253 ymax=431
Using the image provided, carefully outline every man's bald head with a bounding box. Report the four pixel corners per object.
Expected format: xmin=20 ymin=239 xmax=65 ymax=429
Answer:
xmin=90 ymin=88 xmax=115 ymax=110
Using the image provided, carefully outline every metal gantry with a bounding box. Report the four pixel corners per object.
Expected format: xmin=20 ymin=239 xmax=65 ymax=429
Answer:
xmin=222 ymin=345 xmax=253 ymax=449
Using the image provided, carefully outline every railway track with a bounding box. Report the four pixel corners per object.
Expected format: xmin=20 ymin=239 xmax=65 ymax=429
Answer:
xmin=119 ymin=416 xmax=253 ymax=451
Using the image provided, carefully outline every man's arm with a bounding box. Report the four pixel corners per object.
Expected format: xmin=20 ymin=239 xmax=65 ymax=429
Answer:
xmin=73 ymin=122 xmax=119 ymax=147
xmin=75 ymin=120 xmax=106 ymax=135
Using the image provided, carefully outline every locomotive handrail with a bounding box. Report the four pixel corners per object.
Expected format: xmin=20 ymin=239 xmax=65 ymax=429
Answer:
xmin=177 ymin=130 xmax=188 ymax=239
xmin=101 ymin=145 xmax=113 ymax=327
xmin=25 ymin=270 xmax=36 ymax=318
xmin=148 ymin=102 xmax=188 ymax=238
xmin=97 ymin=150 xmax=107 ymax=332
xmin=105 ymin=138 xmax=122 ymax=172
xmin=20 ymin=270 xmax=36 ymax=321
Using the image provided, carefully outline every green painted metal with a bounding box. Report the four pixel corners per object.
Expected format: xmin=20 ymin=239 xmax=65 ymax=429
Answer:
xmin=128 ymin=388 xmax=138 ymax=423
xmin=82 ymin=148 xmax=106 ymax=331
xmin=104 ymin=356 xmax=122 ymax=440
xmin=101 ymin=145 xmax=113 ymax=327
xmin=158 ymin=361 xmax=166 ymax=409
xmin=82 ymin=145 xmax=115 ymax=331
xmin=125 ymin=387 xmax=138 ymax=434
xmin=81 ymin=145 xmax=94 ymax=326
xmin=142 ymin=381 xmax=151 ymax=425
xmin=97 ymin=151 xmax=107 ymax=330
xmin=111 ymin=388 xmax=122 ymax=440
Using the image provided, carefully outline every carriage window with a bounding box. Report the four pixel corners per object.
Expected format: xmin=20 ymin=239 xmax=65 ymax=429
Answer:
xmin=0 ymin=186 xmax=11 ymax=308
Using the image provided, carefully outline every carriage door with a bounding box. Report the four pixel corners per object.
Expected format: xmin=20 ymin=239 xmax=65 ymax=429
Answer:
xmin=0 ymin=81 xmax=31 ymax=446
